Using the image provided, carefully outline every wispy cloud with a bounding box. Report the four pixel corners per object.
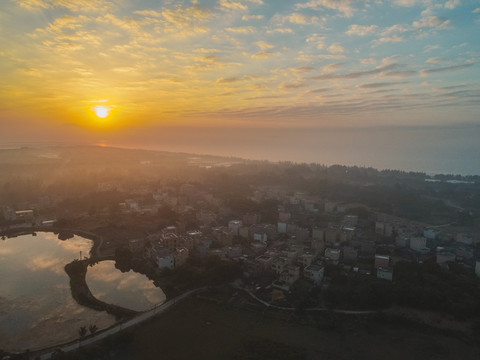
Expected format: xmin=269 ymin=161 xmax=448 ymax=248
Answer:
xmin=420 ymin=63 xmax=474 ymax=76
xmin=346 ymin=24 xmax=378 ymax=36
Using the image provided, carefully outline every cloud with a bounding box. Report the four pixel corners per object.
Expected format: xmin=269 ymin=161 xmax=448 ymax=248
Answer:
xmin=286 ymin=13 xmax=322 ymax=25
xmin=288 ymin=66 xmax=315 ymax=74
xmin=420 ymin=63 xmax=474 ymax=76
xmin=134 ymin=10 xmax=162 ymax=17
xmin=256 ymin=41 xmax=275 ymax=50
xmin=279 ymin=81 xmax=308 ymax=90
xmin=310 ymin=63 xmax=399 ymax=80
xmin=266 ymin=28 xmax=293 ymax=34
xmin=346 ymin=24 xmax=378 ymax=36
xmin=393 ymin=0 xmax=429 ymax=7
xmin=473 ymin=8 xmax=480 ymax=13
xmin=161 ymin=6 xmax=212 ymax=27
xmin=426 ymin=57 xmax=443 ymax=64
xmin=194 ymin=48 xmax=221 ymax=53
xmin=380 ymin=70 xmax=417 ymax=78
xmin=216 ymin=75 xmax=261 ymax=84
xmin=323 ymin=63 xmax=342 ymax=73
xmin=296 ymin=0 xmax=355 ymax=18
xmin=328 ymin=44 xmax=345 ymax=54
xmin=242 ymin=14 xmax=264 ymax=20
xmin=423 ymin=44 xmax=441 ymax=53
xmin=251 ymin=51 xmax=280 ymax=59
xmin=374 ymin=35 xmax=404 ymax=44
xmin=219 ymin=0 xmax=248 ymax=11
xmin=413 ymin=16 xmax=451 ymax=29
xmin=15 ymin=0 xmax=115 ymax=12
xmin=357 ymin=81 xmax=408 ymax=89
xmin=225 ymin=26 xmax=255 ymax=34
xmin=444 ymin=0 xmax=460 ymax=10
xmin=361 ymin=58 xmax=376 ymax=65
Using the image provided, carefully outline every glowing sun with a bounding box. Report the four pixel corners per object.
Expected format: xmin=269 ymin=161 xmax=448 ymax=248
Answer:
xmin=94 ymin=105 xmax=110 ymax=118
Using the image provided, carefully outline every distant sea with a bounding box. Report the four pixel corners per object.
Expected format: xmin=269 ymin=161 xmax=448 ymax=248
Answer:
xmin=1 ymin=125 xmax=479 ymax=176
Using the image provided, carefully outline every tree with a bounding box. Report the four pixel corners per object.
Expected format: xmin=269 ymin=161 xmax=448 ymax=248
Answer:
xmin=89 ymin=324 xmax=98 ymax=334
xmin=78 ymin=326 xmax=87 ymax=338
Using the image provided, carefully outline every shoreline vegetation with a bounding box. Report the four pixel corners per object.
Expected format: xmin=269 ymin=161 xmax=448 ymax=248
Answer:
xmin=64 ymin=259 xmax=138 ymax=319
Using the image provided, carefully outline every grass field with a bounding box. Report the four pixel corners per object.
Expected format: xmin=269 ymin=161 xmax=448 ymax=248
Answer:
xmin=107 ymin=289 xmax=480 ymax=360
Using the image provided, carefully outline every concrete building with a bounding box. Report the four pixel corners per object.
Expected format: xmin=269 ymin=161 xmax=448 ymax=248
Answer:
xmin=174 ymin=247 xmax=189 ymax=267
xmin=325 ymin=228 xmax=339 ymax=244
xmin=228 ymin=220 xmax=242 ymax=236
xmin=255 ymin=255 xmax=275 ymax=272
xmin=280 ymin=265 xmax=300 ymax=286
xmin=226 ymin=245 xmax=243 ymax=259
xmin=377 ymin=267 xmax=393 ymax=281
xmin=128 ymin=238 xmax=144 ymax=254
xmin=14 ymin=209 xmax=35 ymax=222
xmin=342 ymin=246 xmax=358 ymax=264
xmin=157 ymin=253 xmax=174 ymax=270
xmin=374 ymin=254 xmax=390 ymax=269
xmin=312 ymin=228 xmax=325 ymax=241
xmin=395 ymin=235 xmax=409 ymax=248
xmin=304 ymin=262 xmax=325 ymax=285
xmin=271 ymin=257 xmax=289 ymax=274
xmin=298 ymin=251 xmax=315 ymax=267
xmin=243 ymin=213 xmax=260 ymax=226
xmin=277 ymin=222 xmax=287 ymax=234
xmin=325 ymin=248 xmax=341 ymax=264
xmin=436 ymin=250 xmax=456 ymax=268
xmin=423 ymin=228 xmax=438 ymax=240
xmin=410 ymin=237 xmax=429 ymax=253
xmin=375 ymin=221 xmax=385 ymax=235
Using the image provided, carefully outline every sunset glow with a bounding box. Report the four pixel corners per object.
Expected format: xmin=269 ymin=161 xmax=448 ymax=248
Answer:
xmin=94 ymin=106 xmax=110 ymax=119
xmin=0 ymin=0 xmax=479 ymax=169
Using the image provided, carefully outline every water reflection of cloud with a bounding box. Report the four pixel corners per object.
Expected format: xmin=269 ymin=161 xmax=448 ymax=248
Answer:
xmin=142 ymin=289 xmax=166 ymax=305
xmin=117 ymin=274 xmax=146 ymax=290
xmin=86 ymin=260 xmax=165 ymax=310
xmin=0 ymin=247 xmax=14 ymax=255
xmin=58 ymin=239 xmax=92 ymax=254
xmin=27 ymin=255 xmax=65 ymax=275
xmin=86 ymin=262 xmax=123 ymax=283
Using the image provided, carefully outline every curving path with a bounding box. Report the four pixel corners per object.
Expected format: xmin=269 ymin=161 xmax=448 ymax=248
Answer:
xmin=233 ymin=283 xmax=381 ymax=315
xmin=35 ymin=288 xmax=205 ymax=360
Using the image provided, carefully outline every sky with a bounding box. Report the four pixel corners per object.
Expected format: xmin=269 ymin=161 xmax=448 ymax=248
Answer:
xmin=0 ymin=0 xmax=479 ymax=172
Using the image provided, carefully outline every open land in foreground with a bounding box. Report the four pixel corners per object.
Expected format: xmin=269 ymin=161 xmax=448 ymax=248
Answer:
xmin=102 ymin=289 xmax=480 ymax=360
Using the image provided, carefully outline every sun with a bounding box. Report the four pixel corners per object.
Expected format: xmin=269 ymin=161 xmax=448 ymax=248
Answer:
xmin=94 ymin=105 xmax=110 ymax=118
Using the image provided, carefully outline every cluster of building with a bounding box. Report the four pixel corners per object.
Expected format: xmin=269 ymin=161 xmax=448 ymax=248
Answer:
xmin=115 ymin=183 xmax=480 ymax=293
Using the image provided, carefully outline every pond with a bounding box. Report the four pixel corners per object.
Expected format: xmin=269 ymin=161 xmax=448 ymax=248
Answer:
xmin=0 ymin=231 xmax=165 ymax=353
xmin=86 ymin=260 xmax=166 ymax=312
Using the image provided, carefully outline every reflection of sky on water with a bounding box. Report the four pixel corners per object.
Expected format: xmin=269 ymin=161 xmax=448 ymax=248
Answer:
xmin=0 ymin=232 xmax=116 ymax=352
xmin=86 ymin=260 xmax=165 ymax=312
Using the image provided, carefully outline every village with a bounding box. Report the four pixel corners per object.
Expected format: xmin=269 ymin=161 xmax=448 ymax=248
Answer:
xmin=2 ymin=176 xmax=479 ymax=312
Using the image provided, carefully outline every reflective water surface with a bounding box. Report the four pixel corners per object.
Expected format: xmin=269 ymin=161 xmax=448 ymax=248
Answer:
xmin=86 ymin=260 xmax=166 ymax=312
xmin=0 ymin=232 xmax=116 ymax=352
